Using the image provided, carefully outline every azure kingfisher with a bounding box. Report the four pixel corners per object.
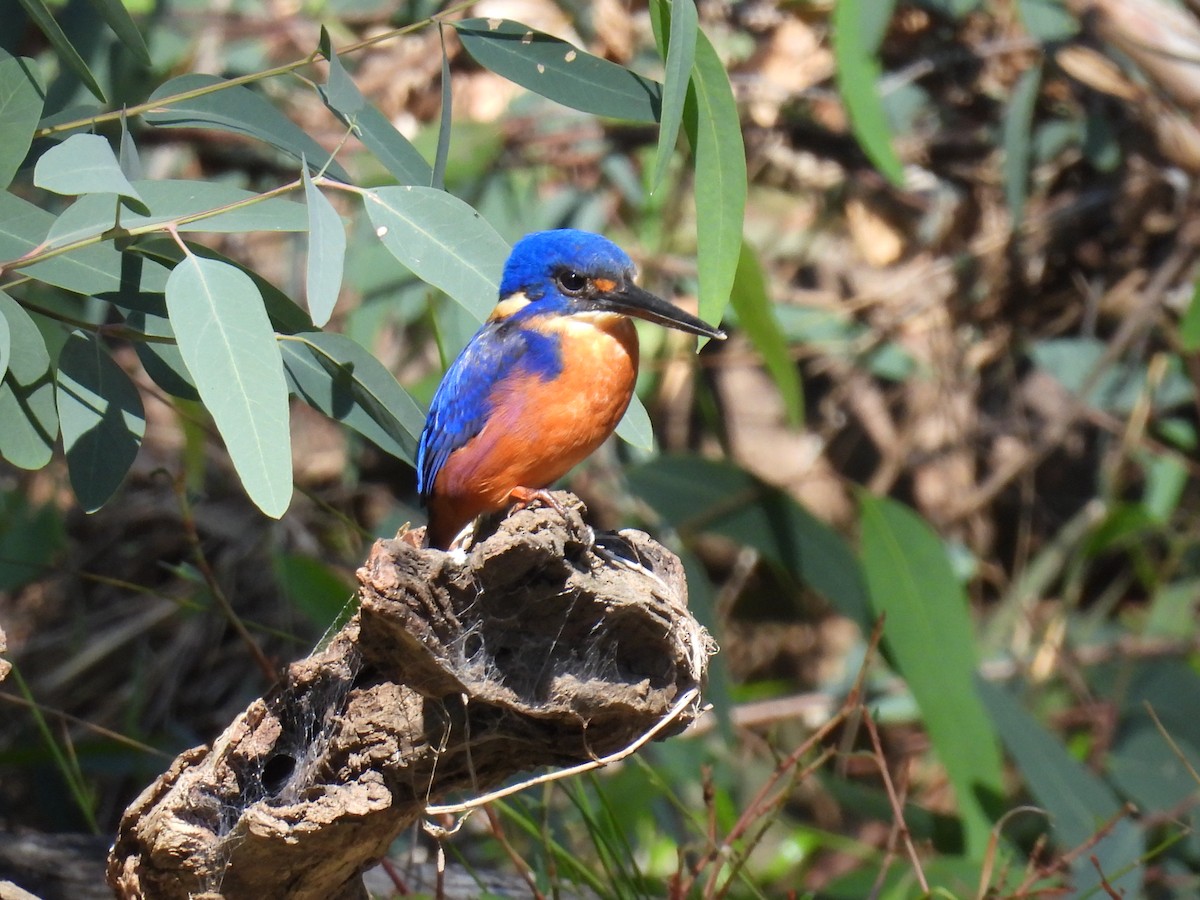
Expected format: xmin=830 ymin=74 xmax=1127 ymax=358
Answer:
xmin=416 ymin=229 xmax=725 ymax=550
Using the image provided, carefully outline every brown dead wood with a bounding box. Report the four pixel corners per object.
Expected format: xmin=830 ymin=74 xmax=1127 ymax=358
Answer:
xmin=106 ymin=494 xmax=712 ymax=900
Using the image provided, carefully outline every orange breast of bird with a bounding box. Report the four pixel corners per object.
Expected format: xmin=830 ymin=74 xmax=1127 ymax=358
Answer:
xmin=427 ymin=312 xmax=639 ymax=546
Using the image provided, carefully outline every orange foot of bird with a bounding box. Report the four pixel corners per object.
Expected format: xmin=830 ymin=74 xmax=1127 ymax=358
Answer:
xmin=506 ymin=487 xmax=594 ymax=546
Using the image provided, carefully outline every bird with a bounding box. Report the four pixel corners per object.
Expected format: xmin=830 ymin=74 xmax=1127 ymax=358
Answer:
xmin=416 ymin=229 xmax=725 ymax=550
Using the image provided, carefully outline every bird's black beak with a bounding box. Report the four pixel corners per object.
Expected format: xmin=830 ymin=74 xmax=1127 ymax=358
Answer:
xmin=592 ymin=283 xmax=726 ymax=340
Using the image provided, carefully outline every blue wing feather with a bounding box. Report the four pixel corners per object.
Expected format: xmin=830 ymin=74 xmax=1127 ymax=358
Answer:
xmin=417 ymin=320 xmax=562 ymax=498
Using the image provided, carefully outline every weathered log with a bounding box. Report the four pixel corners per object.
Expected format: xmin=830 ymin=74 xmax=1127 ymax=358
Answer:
xmin=107 ymin=495 xmax=713 ymax=899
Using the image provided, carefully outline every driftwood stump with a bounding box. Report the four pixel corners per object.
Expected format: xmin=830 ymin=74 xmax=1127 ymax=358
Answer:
xmin=107 ymin=494 xmax=713 ymax=899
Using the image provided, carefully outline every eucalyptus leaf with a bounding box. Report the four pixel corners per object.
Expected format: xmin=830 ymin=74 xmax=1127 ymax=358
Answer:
xmin=166 ymin=255 xmax=293 ymax=518
xmin=859 ymin=494 xmax=1004 ymax=857
xmin=302 ymin=167 xmax=346 ymax=327
xmin=455 ymin=18 xmax=661 ymax=123
xmin=649 ymin=0 xmax=697 ymax=193
xmin=730 ymin=241 xmax=802 ymax=425
xmin=83 ymin=0 xmax=151 ymax=65
xmin=34 ymin=133 xmax=144 ymax=207
xmin=0 ymin=51 xmax=44 ymax=189
xmin=144 ymin=74 xmax=350 ymax=182
xmin=832 ymin=0 xmax=904 ymax=185
xmin=682 ymin=32 xmax=744 ymax=334
xmin=280 ymin=331 xmax=424 ymax=464
xmin=319 ymin=49 xmax=431 ymax=186
xmin=55 ymin=330 xmax=146 ymax=512
xmin=15 ymin=0 xmax=106 ymax=101
xmin=615 ymin=393 xmax=653 ymax=450
xmin=363 ymin=185 xmax=509 ymax=321
xmin=0 ymin=290 xmax=58 ymax=469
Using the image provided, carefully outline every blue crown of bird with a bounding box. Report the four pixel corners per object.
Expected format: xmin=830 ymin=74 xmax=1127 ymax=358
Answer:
xmin=417 ymin=229 xmax=725 ymax=550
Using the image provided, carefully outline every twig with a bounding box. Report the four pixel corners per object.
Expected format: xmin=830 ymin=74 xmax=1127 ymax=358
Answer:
xmin=862 ymin=709 xmax=928 ymax=894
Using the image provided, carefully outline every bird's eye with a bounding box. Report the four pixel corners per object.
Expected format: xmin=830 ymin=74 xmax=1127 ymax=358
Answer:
xmin=556 ymin=271 xmax=588 ymax=295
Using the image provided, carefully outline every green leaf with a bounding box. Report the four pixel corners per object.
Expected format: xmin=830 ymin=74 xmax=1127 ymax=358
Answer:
xmin=0 ymin=51 xmax=44 ymax=189
xmin=144 ymin=74 xmax=350 ymax=183
xmin=1002 ymin=64 xmax=1042 ymax=227
xmin=280 ymin=331 xmax=424 ymax=464
xmin=682 ymin=32 xmax=744 ymax=334
xmin=832 ymin=0 xmax=904 ymax=185
xmin=320 ymin=50 xmax=431 ymax=186
xmin=627 ymin=456 xmax=872 ymax=628
xmin=302 ymin=167 xmax=345 ymax=327
xmin=858 ymin=493 xmax=1004 ymax=858
xmin=455 ymin=18 xmax=662 ymax=123
xmin=363 ymin=185 xmax=509 ymax=322
xmin=0 ymin=491 xmax=64 ymax=591
xmin=615 ymin=393 xmax=653 ymax=450
xmin=83 ymin=0 xmax=151 ymax=66
xmin=432 ymin=25 xmax=452 ymax=191
xmin=273 ymin=551 xmax=355 ymax=629
xmin=1180 ymin=279 xmax=1200 ymax=351
xmin=0 ymin=312 xmax=8 ymax=383
xmin=134 ymin=237 xmax=312 ymax=334
xmin=166 ymin=255 xmax=293 ymax=518
xmin=34 ymin=133 xmax=145 ymax=208
xmin=44 ymin=179 xmax=308 ymax=247
xmin=0 ymin=190 xmax=171 ymax=297
xmin=15 ymin=0 xmax=106 ymax=102
xmin=649 ymin=0 xmax=697 ymax=193
xmin=730 ymin=241 xmax=803 ymax=425
xmin=1030 ymin=337 xmax=1194 ymax=415
xmin=118 ymin=111 xmax=143 ymax=180
xmin=1017 ymin=0 xmax=1078 ymax=41
xmin=123 ymin=309 xmax=200 ymax=400
xmin=977 ymin=680 xmax=1143 ymax=895
xmin=55 ymin=330 xmax=146 ymax=512
xmin=0 ymin=290 xmax=58 ymax=469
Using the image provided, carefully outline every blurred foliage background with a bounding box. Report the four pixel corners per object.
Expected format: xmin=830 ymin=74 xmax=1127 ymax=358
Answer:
xmin=4 ymin=0 xmax=1200 ymax=896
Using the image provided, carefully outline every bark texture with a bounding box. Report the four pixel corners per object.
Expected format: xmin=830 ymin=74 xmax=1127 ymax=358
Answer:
xmin=107 ymin=495 xmax=712 ymax=900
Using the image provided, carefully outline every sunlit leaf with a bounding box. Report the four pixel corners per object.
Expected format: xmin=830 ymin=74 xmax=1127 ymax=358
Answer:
xmin=615 ymin=393 xmax=653 ymax=450
xmin=166 ymin=255 xmax=293 ymax=517
xmin=144 ymin=74 xmax=350 ymax=182
xmin=363 ymin=185 xmax=509 ymax=321
xmin=44 ymin=179 xmax=308 ymax=247
xmin=858 ymin=493 xmax=1004 ymax=858
xmin=55 ymin=330 xmax=146 ymax=512
xmin=15 ymin=0 xmax=106 ymax=101
xmin=730 ymin=241 xmax=802 ymax=425
xmin=682 ymin=32 xmax=745 ymax=336
xmin=978 ymin=679 xmax=1143 ymax=895
xmin=134 ymin=237 xmax=312 ymax=334
xmin=832 ymin=0 xmax=904 ymax=185
xmin=280 ymin=331 xmax=424 ymax=464
xmin=455 ymin=18 xmax=661 ymax=123
xmin=627 ymin=456 xmax=872 ymax=628
xmin=0 ymin=290 xmax=58 ymax=469
xmin=302 ymin=167 xmax=345 ymax=327
xmin=649 ymin=0 xmax=697 ymax=193
xmin=0 ymin=51 xmax=44 ymax=189
xmin=34 ymin=133 xmax=145 ymax=208
xmin=320 ymin=48 xmax=431 ymax=186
